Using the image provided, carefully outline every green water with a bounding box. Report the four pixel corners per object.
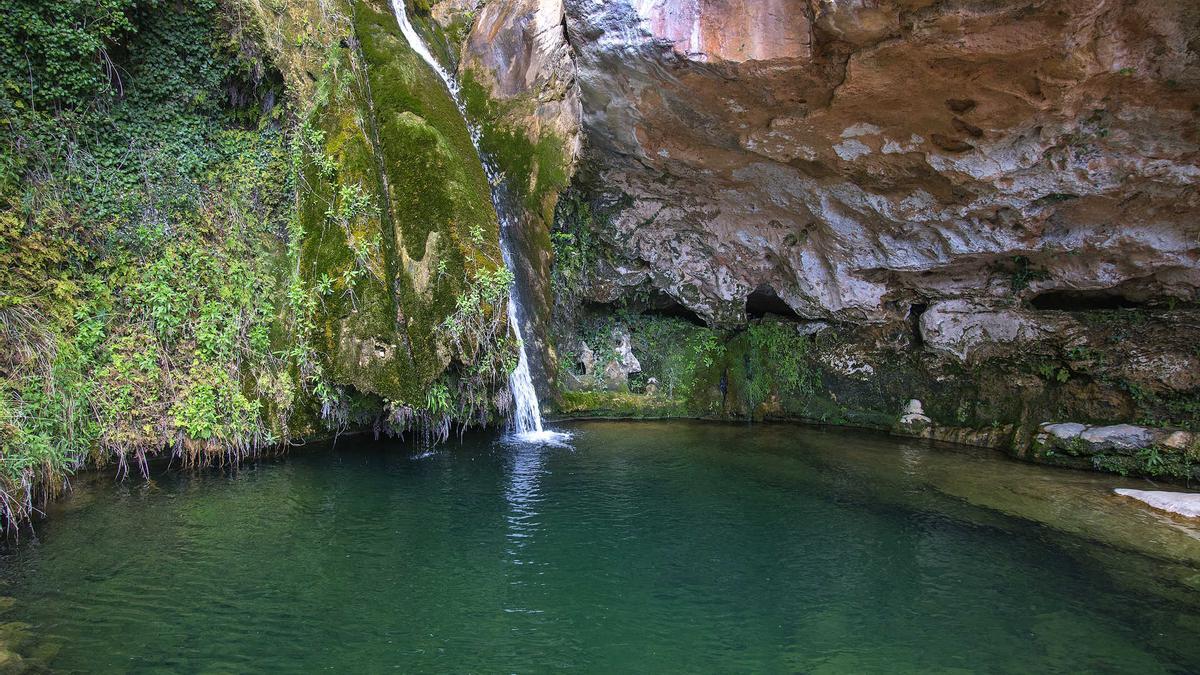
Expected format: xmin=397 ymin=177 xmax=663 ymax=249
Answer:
xmin=3 ymin=421 xmax=1200 ymax=673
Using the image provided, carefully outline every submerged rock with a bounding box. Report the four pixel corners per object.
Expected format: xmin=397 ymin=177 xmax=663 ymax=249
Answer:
xmin=1115 ymin=489 xmax=1200 ymax=519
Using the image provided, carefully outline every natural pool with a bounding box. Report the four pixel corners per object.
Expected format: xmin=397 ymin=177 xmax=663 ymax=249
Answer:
xmin=3 ymin=421 xmax=1200 ymax=672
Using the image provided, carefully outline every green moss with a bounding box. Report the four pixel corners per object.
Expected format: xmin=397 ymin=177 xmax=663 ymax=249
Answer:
xmin=293 ymin=0 xmax=505 ymax=405
xmin=406 ymin=0 xmax=469 ymax=70
xmin=556 ymin=391 xmax=687 ymax=419
xmin=557 ymin=313 xmax=831 ymax=422
xmin=707 ymin=321 xmax=817 ymax=420
xmin=441 ymin=14 xmax=477 ymax=51
xmin=0 ymin=0 xmax=317 ymax=523
xmin=0 ymin=0 xmax=522 ymax=524
xmin=1089 ymin=445 xmax=1198 ymax=480
xmin=460 ymin=69 xmax=569 ymax=221
xmin=457 ymin=67 xmax=568 ymax=385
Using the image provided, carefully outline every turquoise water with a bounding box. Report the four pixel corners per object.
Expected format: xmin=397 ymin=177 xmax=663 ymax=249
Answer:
xmin=3 ymin=421 xmax=1200 ymax=672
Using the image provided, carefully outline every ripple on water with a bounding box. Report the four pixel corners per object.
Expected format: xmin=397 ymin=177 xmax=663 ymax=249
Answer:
xmin=2 ymin=420 xmax=1200 ymax=672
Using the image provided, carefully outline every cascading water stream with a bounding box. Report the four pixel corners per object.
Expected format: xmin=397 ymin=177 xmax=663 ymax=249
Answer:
xmin=390 ymin=1 xmax=562 ymax=443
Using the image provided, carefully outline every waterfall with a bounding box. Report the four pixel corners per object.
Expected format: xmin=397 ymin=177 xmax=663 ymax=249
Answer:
xmin=389 ymin=1 xmax=560 ymax=442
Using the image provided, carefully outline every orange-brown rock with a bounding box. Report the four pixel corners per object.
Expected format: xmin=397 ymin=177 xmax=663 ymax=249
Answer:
xmin=453 ymin=0 xmax=1195 ymax=326
xmin=451 ymin=0 xmax=1199 ymax=334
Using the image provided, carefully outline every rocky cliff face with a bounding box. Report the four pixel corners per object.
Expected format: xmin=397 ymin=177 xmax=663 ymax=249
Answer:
xmin=442 ymin=0 xmax=1200 ymax=475
xmin=557 ymin=0 xmax=1200 ymax=326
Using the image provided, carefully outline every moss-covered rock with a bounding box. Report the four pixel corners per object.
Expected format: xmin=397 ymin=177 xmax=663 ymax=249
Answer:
xmin=456 ymin=69 xmax=568 ymax=395
xmin=256 ymin=0 xmax=505 ymax=404
xmin=549 ymin=299 xmax=1200 ymax=482
xmin=0 ymin=0 xmax=516 ymax=525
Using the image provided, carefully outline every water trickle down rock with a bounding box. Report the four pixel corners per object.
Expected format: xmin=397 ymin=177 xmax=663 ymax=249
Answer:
xmin=392 ymin=0 xmax=550 ymax=436
xmin=459 ymin=0 xmax=1199 ymax=334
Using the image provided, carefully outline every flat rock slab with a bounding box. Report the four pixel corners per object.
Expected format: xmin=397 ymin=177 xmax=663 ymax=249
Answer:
xmin=1082 ymin=424 xmax=1155 ymax=451
xmin=1115 ymin=489 xmax=1200 ymax=518
xmin=1044 ymin=422 xmax=1088 ymax=440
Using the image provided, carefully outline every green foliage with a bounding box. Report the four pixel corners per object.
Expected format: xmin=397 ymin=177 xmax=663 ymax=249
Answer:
xmin=0 ymin=0 xmax=543 ymax=525
xmin=441 ymin=268 xmax=515 ymax=346
xmin=0 ymin=0 xmax=309 ymax=525
xmin=1136 ymin=446 xmax=1168 ymax=476
xmin=557 ymin=390 xmax=687 ymax=419
xmin=293 ymin=0 xmax=506 ymax=412
xmin=562 ymin=310 xmax=721 ymax=402
xmin=0 ymin=0 xmax=139 ymax=113
xmin=747 ymin=323 xmax=813 ymax=399
xmin=716 ymin=321 xmax=817 ymax=416
xmin=438 ymin=267 xmax=518 ymax=425
xmin=1063 ymin=435 xmax=1088 ymax=456
xmin=559 ymin=312 xmax=817 ymax=420
xmin=1064 ymin=345 xmax=1104 ymax=365
xmin=632 ymin=317 xmax=721 ymax=401
xmin=1092 ymin=445 xmax=1195 ymax=480
xmin=1092 ymin=455 xmax=1132 ymax=477
xmin=1008 ymin=255 xmax=1049 ymax=293
xmin=425 ymin=382 xmax=451 ymax=416
xmin=1034 ymin=361 xmax=1071 ymax=384
xmin=550 ymin=192 xmax=601 ymax=308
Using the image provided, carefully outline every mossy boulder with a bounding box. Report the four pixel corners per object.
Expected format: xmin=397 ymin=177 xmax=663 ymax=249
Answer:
xmin=259 ymin=0 xmax=504 ymax=403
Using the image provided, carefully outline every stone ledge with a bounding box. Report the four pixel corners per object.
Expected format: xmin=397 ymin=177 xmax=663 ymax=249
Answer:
xmin=1036 ymin=422 xmax=1197 ymax=454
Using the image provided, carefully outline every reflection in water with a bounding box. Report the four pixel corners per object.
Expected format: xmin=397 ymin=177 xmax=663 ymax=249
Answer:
xmin=4 ymin=421 xmax=1200 ymax=672
xmin=505 ymin=443 xmax=546 ymax=558
xmin=503 ymin=442 xmax=548 ymax=615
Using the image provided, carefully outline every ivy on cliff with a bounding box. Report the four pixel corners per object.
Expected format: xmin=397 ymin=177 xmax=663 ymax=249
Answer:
xmin=0 ymin=0 xmax=313 ymax=526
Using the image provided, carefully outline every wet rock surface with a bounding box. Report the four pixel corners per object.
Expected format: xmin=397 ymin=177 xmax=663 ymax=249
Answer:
xmin=461 ymin=0 xmax=581 ymax=153
xmin=560 ymin=327 xmax=642 ymax=392
xmin=457 ymin=0 xmax=1198 ymax=329
xmin=1115 ymin=489 xmax=1200 ymax=519
xmin=441 ymin=0 xmax=1200 ymax=475
xmin=1037 ymin=422 xmax=1197 ymax=454
xmin=896 ymin=398 xmax=932 ymax=433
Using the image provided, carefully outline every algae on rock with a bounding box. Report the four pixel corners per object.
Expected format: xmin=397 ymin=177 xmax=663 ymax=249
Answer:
xmin=0 ymin=0 xmax=518 ymax=526
xmin=252 ymin=0 xmax=513 ymax=422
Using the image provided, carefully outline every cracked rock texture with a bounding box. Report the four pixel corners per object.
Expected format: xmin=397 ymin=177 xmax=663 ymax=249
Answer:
xmin=461 ymin=0 xmax=581 ymax=156
xmin=449 ymin=0 xmax=1199 ymax=327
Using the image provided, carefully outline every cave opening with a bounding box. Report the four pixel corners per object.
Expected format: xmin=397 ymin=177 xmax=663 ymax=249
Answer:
xmin=1029 ymin=290 xmax=1149 ymax=311
xmin=746 ymin=284 xmax=802 ymax=321
xmin=582 ymin=294 xmax=708 ymax=327
xmin=909 ymin=302 xmax=928 ymax=346
xmin=641 ymin=293 xmax=708 ymax=326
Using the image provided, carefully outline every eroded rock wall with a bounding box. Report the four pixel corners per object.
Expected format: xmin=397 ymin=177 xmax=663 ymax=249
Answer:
xmin=562 ymin=0 xmax=1199 ymax=326
xmin=430 ymin=0 xmax=583 ymax=394
xmin=436 ymin=0 xmax=1200 ymax=474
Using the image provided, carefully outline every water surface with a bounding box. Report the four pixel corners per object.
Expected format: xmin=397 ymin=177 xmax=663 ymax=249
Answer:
xmin=3 ymin=421 xmax=1200 ymax=672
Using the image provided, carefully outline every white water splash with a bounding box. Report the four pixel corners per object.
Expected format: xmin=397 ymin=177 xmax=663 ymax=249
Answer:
xmin=390 ymin=1 xmax=566 ymax=444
